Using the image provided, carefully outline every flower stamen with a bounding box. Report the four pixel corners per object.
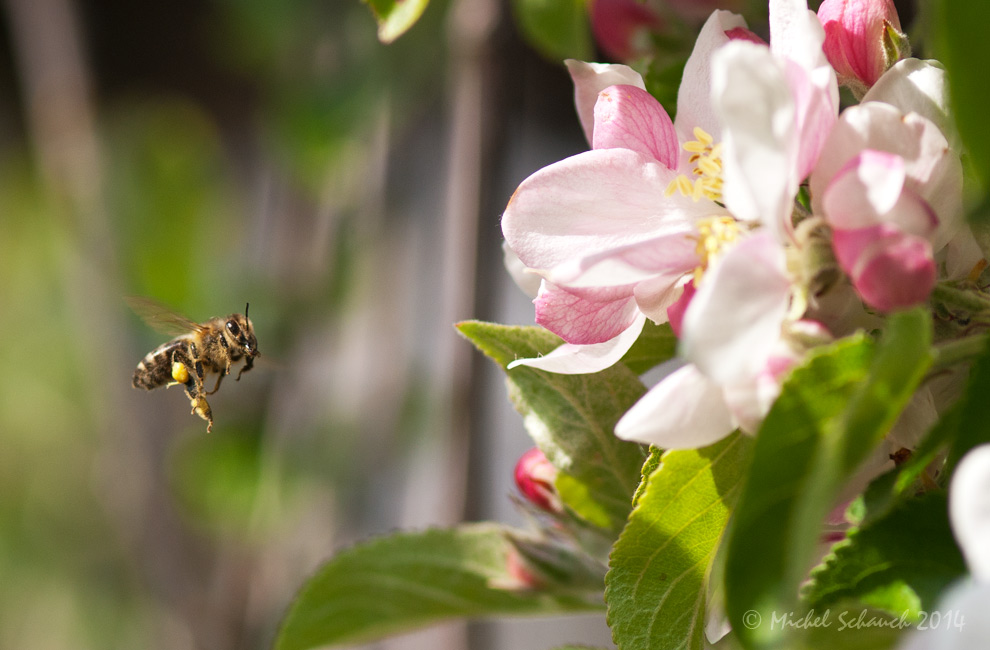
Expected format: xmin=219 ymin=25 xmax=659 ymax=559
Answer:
xmin=691 ymin=216 xmax=740 ymax=284
xmin=665 ymin=128 xmax=723 ymax=202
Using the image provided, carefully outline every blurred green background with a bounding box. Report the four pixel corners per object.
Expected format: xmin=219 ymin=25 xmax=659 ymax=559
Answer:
xmin=0 ymin=0 xmax=602 ymax=648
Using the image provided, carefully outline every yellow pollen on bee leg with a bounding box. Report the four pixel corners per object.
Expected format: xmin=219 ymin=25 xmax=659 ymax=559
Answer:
xmin=170 ymin=362 xmax=189 ymax=385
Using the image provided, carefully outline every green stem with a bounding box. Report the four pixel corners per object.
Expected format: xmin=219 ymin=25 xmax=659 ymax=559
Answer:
xmin=931 ymin=333 xmax=990 ymax=373
xmin=931 ymin=282 xmax=990 ymax=314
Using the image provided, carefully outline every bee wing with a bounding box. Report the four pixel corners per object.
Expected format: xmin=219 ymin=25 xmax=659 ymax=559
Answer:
xmin=125 ymin=296 xmax=206 ymax=336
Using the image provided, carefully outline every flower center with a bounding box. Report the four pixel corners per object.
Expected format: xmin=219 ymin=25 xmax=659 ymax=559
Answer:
xmin=664 ymin=127 xmax=724 ymax=202
xmin=692 ymin=216 xmax=740 ymax=284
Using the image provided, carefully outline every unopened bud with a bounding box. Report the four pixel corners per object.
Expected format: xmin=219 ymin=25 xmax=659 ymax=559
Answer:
xmin=589 ymin=0 xmax=662 ymax=61
xmin=514 ymin=447 xmax=562 ymax=513
xmin=818 ymin=0 xmax=910 ymax=96
xmin=491 ymin=532 xmax=607 ymax=593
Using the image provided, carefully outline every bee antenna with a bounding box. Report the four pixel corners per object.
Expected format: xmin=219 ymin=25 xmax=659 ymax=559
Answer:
xmin=245 ymin=302 xmax=250 ymax=318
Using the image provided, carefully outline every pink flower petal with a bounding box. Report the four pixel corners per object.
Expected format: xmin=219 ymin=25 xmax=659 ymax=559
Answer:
xmin=665 ymin=280 xmax=696 ymax=338
xmin=593 ymin=84 xmax=679 ymax=169
xmin=824 ymin=149 xmax=907 ymax=224
xmin=507 ymin=313 xmax=646 ymax=374
xmin=832 ymin=224 xmax=936 ymax=312
xmin=614 ymin=363 xmax=734 ymax=449
xmin=565 ymin=60 xmax=646 ymax=145
xmin=534 ymin=282 xmax=639 ymax=345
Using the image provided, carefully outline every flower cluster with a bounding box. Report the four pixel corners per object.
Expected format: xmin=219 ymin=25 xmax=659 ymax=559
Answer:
xmin=502 ymin=0 xmax=981 ymax=456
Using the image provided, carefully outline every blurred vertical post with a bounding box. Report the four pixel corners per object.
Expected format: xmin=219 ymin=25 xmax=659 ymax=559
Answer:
xmin=436 ymin=0 xmax=500 ymax=527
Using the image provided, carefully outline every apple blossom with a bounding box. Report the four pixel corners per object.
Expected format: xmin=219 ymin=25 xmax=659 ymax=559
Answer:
xmin=503 ymin=1 xmax=844 ymax=450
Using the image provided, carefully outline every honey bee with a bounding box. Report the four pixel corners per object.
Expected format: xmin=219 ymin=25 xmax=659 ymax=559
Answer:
xmin=129 ymin=297 xmax=260 ymax=432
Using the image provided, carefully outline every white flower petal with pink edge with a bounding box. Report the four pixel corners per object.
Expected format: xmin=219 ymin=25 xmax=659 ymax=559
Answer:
xmin=681 ymin=233 xmax=792 ymax=385
xmin=950 ymin=444 xmax=990 ymax=582
xmin=675 ymin=9 xmax=748 ymax=144
xmin=614 ymin=363 xmax=735 ymax=449
xmin=712 ymin=41 xmax=798 ymax=239
xmin=533 ymin=282 xmax=639 ymax=345
xmin=809 ymin=101 xmax=962 ymax=251
xmin=565 ymin=60 xmax=646 ymax=145
xmin=549 ymin=232 xmax=702 ymax=288
xmin=502 ymin=242 xmax=541 ymax=299
xmin=863 ymin=58 xmax=955 ymax=149
xmin=822 ymin=150 xmax=938 ymax=237
xmin=507 ymin=313 xmax=646 ymax=374
xmin=593 ymin=85 xmax=679 ymax=169
xmin=502 ymin=148 xmax=722 ymax=287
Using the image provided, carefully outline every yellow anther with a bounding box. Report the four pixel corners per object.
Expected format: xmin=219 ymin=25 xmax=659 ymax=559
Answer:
xmin=693 ymin=126 xmax=714 ymax=145
xmin=666 ymin=127 xmax=723 ymax=203
xmin=691 ymin=216 xmax=741 ymax=283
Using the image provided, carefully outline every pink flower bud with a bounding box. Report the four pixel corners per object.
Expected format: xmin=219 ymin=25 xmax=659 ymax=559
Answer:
xmin=514 ymin=448 xmax=562 ymax=513
xmin=818 ymin=0 xmax=910 ymax=93
xmin=589 ymin=0 xmax=662 ymax=61
xmin=832 ymin=224 xmax=936 ymax=312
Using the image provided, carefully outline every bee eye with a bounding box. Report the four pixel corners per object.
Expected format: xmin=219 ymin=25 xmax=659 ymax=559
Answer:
xmin=226 ymin=320 xmax=241 ymax=336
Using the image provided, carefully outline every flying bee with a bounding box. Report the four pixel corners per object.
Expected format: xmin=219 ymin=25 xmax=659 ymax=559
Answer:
xmin=128 ymin=297 xmax=260 ymax=432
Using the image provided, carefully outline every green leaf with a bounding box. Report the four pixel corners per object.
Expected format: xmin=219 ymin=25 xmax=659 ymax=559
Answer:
xmin=619 ymin=321 xmax=678 ymax=375
xmin=362 ymin=0 xmax=430 ymax=43
xmin=275 ymin=524 xmax=602 ymax=650
xmin=458 ymin=321 xmax=647 ymax=533
xmin=804 ymin=492 xmax=967 ymax=621
xmin=606 ymin=434 xmax=752 ymax=650
xmin=725 ymin=309 xmax=934 ymax=650
xmin=946 ymin=334 xmax=990 ymax=472
xmin=510 ymin=0 xmax=592 ymax=62
xmin=937 ymin=1 xmax=990 ymax=196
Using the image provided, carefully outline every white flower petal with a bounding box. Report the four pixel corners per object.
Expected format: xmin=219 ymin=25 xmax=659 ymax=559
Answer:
xmin=864 ymin=58 xmax=958 ymax=152
xmin=712 ymin=41 xmax=796 ymax=239
xmin=675 ymin=9 xmax=748 ymax=143
xmin=950 ymin=444 xmax=990 ymax=581
xmin=681 ymin=233 xmax=791 ymax=385
xmin=565 ymin=60 xmax=646 ymax=146
xmin=614 ymin=363 xmax=735 ymax=449
xmin=507 ymin=313 xmax=645 ymax=374
xmin=502 ymin=242 xmax=542 ymax=299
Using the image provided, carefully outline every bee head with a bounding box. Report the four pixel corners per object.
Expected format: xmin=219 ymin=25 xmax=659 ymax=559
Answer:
xmin=224 ymin=305 xmax=259 ymax=357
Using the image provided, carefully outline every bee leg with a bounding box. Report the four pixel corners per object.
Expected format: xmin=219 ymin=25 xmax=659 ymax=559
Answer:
xmin=236 ymin=355 xmax=255 ymax=381
xmin=188 ymin=342 xmax=208 ymax=394
xmin=205 ymin=372 xmax=224 ymax=396
xmin=188 ymin=393 xmax=214 ymax=433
